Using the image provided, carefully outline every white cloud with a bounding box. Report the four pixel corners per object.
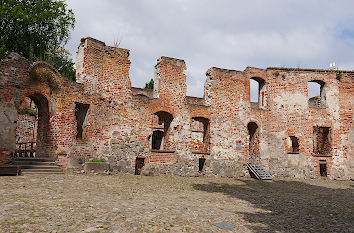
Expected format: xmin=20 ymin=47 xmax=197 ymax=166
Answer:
xmin=65 ymin=0 xmax=354 ymax=97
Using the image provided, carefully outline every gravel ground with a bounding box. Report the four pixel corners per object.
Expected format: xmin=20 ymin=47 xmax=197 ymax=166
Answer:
xmin=0 ymin=173 xmax=353 ymax=233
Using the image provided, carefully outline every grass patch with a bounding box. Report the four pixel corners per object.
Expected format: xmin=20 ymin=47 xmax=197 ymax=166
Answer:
xmin=89 ymin=158 xmax=107 ymax=162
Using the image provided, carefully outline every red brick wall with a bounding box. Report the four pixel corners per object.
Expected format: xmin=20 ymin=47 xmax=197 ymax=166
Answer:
xmin=0 ymin=38 xmax=352 ymax=179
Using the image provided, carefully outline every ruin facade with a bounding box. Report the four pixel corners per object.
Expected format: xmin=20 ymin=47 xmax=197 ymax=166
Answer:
xmin=0 ymin=37 xmax=353 ymax=179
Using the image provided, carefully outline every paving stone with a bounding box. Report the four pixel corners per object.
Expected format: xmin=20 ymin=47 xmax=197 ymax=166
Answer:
xmin=0 ymin=174 xmax=352 ymax=232
xmin=214 ymin=222 xmax=235 ymax=229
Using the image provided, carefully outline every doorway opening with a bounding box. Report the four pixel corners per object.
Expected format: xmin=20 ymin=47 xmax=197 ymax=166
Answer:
xmin=135 ymin=157 xmax=145 ymax=175
xmin=247 ymin=122 xmax=260 ymax=158
xmin=319 ymin=160 xmax=327 ymax=177
xmin=199 ymin=158 xmax=206 ymax=172
xmin=15 ymin=94 xmax=49 ymax=158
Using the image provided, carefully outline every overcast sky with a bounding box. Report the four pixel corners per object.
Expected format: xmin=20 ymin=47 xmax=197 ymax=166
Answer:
xmin=65 ymin=0 xmax=354 ymax=97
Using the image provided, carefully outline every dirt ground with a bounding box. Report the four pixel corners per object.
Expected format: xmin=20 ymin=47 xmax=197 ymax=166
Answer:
xmin=0 ymin=173 xmax=353 ymax=233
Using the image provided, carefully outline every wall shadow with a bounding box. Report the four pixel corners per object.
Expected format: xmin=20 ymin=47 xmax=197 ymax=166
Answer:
xmin=193 ymin=179 xmax=353 ymax=232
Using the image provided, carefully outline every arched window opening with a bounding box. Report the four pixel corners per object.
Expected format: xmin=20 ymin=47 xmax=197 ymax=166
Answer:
xmin=250 ymin=77 xmax=266 ymax=108
xmin=191 ymin=117 xmax=210 ymax=153
xmin=15 ymin=94 xmax=49 ymax=158
xmin=151 ymin=111 xmax=173 ymax=150
xmin=308 ymin=80 xmax=326 ymax=108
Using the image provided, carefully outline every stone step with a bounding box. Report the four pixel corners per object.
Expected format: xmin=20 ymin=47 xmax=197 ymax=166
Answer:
xmin=12 ymin=157 xmax=54 ymax=162
xmin=12 ymin=161 xmax=57 ymax=166
xmin=21 ymin=169 xmax=64 ymax=174
xmin=20 ymin=165 xmax=62 ymax=170
xmin=11 ymin=157 xmax=63 ymax=174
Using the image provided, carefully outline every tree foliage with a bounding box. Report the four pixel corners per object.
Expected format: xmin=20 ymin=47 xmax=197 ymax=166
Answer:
xmin=0 ymin=0 xmax=76 ymax=80
xmin=145 ymin=78 xmax=154 ymax=89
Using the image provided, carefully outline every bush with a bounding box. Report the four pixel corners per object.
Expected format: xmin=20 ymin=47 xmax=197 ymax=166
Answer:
xmin=144 ymin=78 xmax=154 ymax=89
xmin=18 ymin=107 xmax=37 ymax=116
xmin=30 ymin=68 xmax=58 ymax=89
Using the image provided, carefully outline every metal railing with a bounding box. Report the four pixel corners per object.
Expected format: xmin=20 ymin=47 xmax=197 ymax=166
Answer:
xmin=14 ymin=142 xmax=36 ymax=157
xmin=248 ymin=154 xmax=275 ymax=176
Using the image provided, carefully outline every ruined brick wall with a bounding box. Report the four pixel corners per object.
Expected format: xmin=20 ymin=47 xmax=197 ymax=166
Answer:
xmin=0 ymin=37 xmax=352 ymax=179
xmin=260 ymin=68 xmax=354 ymax=179
xmin=0 ymin=53 xmax=30 ymax=163
xmin=16 ymin=115 xmax=37 ymax=143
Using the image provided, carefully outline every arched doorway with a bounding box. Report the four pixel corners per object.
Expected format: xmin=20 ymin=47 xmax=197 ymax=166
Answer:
xmin=247 ymin=122 xmax=260 ymax=159
xmin=16 ymin=93 xmax=49 ymax=158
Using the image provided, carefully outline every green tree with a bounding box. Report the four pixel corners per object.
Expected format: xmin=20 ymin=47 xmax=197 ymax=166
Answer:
xmin=0 ymin=0 xmax=76 ymax=80
xmin=145 ymin=78 xmax=154 ymax=89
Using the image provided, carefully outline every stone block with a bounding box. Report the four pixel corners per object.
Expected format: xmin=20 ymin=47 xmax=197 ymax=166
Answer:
xmin=84 ymin=162 xmax=110 ymax=174
xmin=67 ymin=157 xmax=87 ymax=169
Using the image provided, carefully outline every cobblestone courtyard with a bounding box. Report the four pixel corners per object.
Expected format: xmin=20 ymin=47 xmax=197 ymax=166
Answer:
xmin=0 ymin=174 xmax=353 ymax=232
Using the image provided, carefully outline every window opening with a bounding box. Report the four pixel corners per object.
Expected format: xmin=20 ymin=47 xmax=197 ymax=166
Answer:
xmin=151 ymin=111 xmax=173 ymax=150
xmin=152 ymin=130 xmax=164 ymax=150
xmin=250 ymin=77 xmax=266 ymax=108
xmin=191 ymin=117 xmax=210 ymax=153
xmin=289 ymin=136 xmax=300 ymax=153
xmin=308 ymin=80 xmax=326 ymax=108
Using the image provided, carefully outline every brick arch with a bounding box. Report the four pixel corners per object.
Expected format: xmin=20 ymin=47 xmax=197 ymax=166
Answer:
xmin=250 ymin=76 xmax=266 ymax=83
xmin=190 ymin=110 xmax=210 ymax=120
xmin=247 ymin=119 xmax=261 ymax=128
xmin=147 ymin=98 xmax=175 ymax=118
xmin=18 ymin=91 xmax=51 ymax=113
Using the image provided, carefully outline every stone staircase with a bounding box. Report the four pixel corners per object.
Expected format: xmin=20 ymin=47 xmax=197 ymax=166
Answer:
xmin=247 ymin=156 xmax=273 ymax=180
xmin=11 ymin=157 xmax=64 ymax=174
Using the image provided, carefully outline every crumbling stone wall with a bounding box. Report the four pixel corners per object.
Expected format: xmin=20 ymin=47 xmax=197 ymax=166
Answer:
xmin=0 ymin=37 xmax=352 ymax=179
